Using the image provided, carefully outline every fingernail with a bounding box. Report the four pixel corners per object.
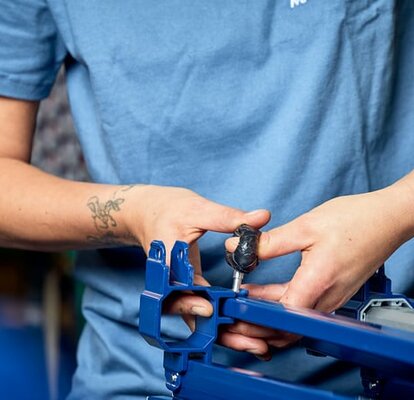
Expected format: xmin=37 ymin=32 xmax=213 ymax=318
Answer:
xmin=247 ymin=348 xmax=263 ymax=356
xmin=227 ymin=237 xmax=239 ymax=246
xmin=246 ymin=209 xmax=265 ymax=216
xmin=247 ymin=349 xmax=271 ymax=361
xmin=255 ymin=354 xmax=272 ymax=362
xmin=191 ymin=306 xmax=210 ymax=317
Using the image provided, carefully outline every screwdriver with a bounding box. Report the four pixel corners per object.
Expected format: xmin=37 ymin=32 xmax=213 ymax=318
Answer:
xmin=225 ymin=224 xmax=261 ymax=292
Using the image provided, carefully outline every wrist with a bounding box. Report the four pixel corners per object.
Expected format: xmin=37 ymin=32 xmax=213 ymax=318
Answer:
xmin=117 ymin=184 xmax=149 ymax=246
xmin=85 ymin=183 xmax=146 ymax=248
xmin=383 ymin=176 xmax=414 ymax=243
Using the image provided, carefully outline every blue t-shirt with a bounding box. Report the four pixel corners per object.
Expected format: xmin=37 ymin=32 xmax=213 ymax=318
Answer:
xmin=1 ymin=1 xmax=414 ymax=398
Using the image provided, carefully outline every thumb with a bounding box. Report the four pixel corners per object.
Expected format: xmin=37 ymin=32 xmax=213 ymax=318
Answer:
xmin=194 ymin=200 xmax=271 ymax=233
xmin=243 ymin=283 xmax=288 ymax=302
xmin=279 ymin=263 xmax=322 ymax=309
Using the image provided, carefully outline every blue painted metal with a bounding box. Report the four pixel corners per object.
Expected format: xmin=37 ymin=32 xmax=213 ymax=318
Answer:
xmin=140 ymin=240 xmax=237 ymax=386
xmin=337 ymin=266 xmax=413 ymax=321
xmin=223 ymin=297 xmax=414 ymax=380
xmin=335 ymin=266 xmax=414 ymax=397
xmin=148 ymin=397 xmax=171 ymax=400
xmin=140 ymin=240 xmax=235 ymax=355
xmin=175 ymin=360 xmax=350 ymax=400
xmin=140 ymin=241 xmax=414 ymax=399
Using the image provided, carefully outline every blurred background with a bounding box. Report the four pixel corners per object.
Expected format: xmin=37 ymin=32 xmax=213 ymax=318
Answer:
xmin=0 ymin=70 xmax=87 ymax=400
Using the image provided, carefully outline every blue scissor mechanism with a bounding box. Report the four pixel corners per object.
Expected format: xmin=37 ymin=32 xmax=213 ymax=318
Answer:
xmin=140 ymin=241 xmax=414 ymax=399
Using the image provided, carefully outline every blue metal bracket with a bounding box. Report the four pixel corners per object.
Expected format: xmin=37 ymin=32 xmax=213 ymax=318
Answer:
xmin=139 ymin=242 xmax=414 ymax=399
xmin=337 ymin=266 xmax=413 ymax=321
xmin=140 ymin=241 xmax=239 ymax=391
xmin=335 ymin=266 xmax=414 ymax=397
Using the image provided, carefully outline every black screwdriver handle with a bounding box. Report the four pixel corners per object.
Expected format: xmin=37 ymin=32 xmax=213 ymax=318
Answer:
xmin=225 ymin=224 xmax=261 ymax=274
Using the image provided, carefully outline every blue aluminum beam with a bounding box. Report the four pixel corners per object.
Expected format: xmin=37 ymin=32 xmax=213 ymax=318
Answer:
xmin=175 ymin=360 xmax=351 ymax=400
xmin=222 ymin=297 xmax=414 ymax=380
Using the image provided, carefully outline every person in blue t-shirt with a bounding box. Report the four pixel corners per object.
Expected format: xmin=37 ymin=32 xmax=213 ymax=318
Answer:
xmin=0 ymin=0 xmax=414 ymax=398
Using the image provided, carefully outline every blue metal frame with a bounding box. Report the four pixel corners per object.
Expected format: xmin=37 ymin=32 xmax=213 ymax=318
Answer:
xmin=337 ymin=266 xmax=413 ymax=321
xmin=176 ymin=360 xmax=351 ymax=400
xmin=139 ymin=241 xmax=414 ymax=399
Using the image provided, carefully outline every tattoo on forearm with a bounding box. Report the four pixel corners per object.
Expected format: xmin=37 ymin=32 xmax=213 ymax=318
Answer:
xmin=86 ymin=185 xmax=140 ymax=247
xmin=87 ymin=196 xmax=124 ymax=230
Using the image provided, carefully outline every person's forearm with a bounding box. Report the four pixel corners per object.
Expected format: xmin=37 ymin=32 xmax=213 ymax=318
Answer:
xmin=0 ymin=158 xmax=141 ymax=251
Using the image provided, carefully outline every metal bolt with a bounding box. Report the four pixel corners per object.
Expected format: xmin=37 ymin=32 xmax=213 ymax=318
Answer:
xmin=232 ymin=270 xmax=244 ymax=293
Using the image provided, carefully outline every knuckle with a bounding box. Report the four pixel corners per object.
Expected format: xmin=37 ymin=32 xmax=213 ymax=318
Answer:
xmin=220 ymin=207 xmax=239 ymax=227
xmin=260 ymin=231 xmax=272 ymax=250
xmin=235 ymin=322 xmax=251 ymax=336
xmin=228 ymin=322 xmax=245 ymax=335
xmin=296 ymin=212 xmax=316 ymax=237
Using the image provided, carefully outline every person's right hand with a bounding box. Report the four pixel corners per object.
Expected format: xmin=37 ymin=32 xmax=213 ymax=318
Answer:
xmin=224 ymin=177 xmax=414 ymax=352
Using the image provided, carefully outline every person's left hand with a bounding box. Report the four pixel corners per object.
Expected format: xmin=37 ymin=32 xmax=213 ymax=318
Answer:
xmin=225 ymin=183 xmax=414 ymax=349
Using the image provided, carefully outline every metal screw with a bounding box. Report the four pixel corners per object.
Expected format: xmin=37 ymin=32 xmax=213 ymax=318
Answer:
xmin=232 ymin=270 xmax=244 ymax=293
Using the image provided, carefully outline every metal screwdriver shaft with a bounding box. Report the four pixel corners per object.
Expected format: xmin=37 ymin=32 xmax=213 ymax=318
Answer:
xmin=226 ymin=224 xmax=261 ymax=293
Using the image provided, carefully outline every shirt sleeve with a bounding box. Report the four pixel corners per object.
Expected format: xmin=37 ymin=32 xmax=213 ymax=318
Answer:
xmin=0 ymin=0 xmax=67 ymax=100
